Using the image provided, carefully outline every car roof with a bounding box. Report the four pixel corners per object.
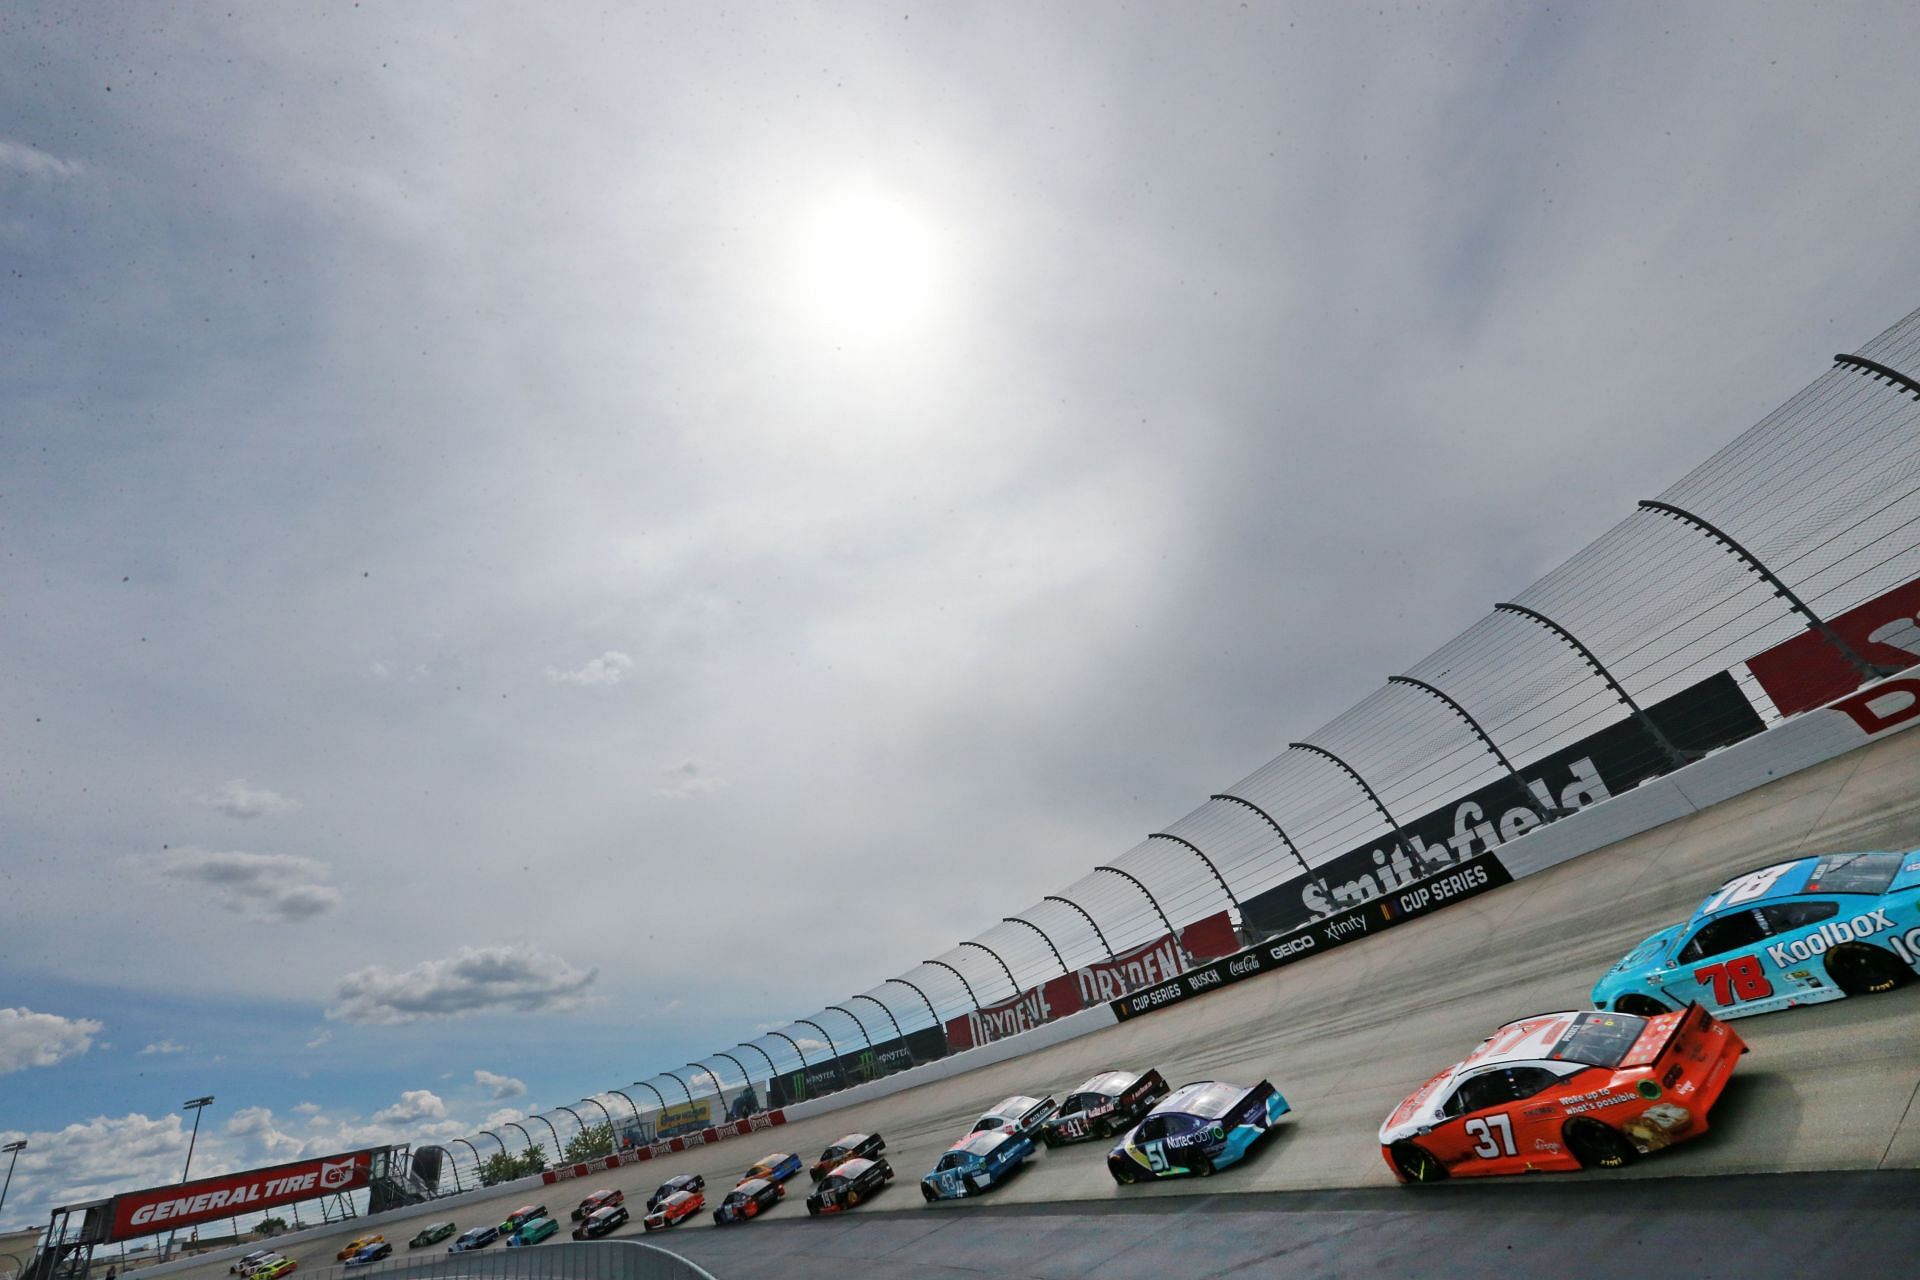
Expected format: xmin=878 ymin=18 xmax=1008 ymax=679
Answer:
xmin=828 ymin=1132 xmax=867 ymax=1147
xmin=1689 ymin=852 xmax=1905 ymax=922
xmin=1153 ymin=1081 xmax=1244 ymax=1118
xmin=984 ymin=1095 xmax=1038 ymax=1116
xmin=732 ymin=1177 xmax=770 ymax=1194
xmin=662 ymin=1190 xmax=695 ymax=1204
xmin=956 ymin=1130 xmax=1009 ymax=1156
xmin=828 ymin=1157 xmax=875 ymax=1176
xmin=1072 ymin=1070 xmax=1137 ymax=1096
xmin=1457 ymin=1013 xmax=1589 ymax=1069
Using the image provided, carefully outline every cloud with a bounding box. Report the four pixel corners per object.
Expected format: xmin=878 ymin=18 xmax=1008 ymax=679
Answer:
xmin=0 ymin=1008 xmax=103 ymax=1075
xmin=0 ymin=137 xmax=83 ymax=179
xmin=224 ymin=1106 xmax=307 ymax=1160
xmin=545 ymin=651 xmax=632 ymax=686
xmin=189 ymin=779 xmax=300 ymax=819
xmin=137 ymin=1039 xmax=186 ymax=1056
xmin=483 ymin=1108 xmax=527 ymax=1129
xmin=326 ymin=944 xmax=598 ymax=1025
xmin=292 ymin=1101 xmax=323 ymax=1115
xmin=138 ymin=849 xmax=341 ymax=921
xmin=474 ymin=1069 xmax=526 ymax=1100
xmin=654 ymin=760 xmax=723 ymax=799
xmin=305 ymin=1029 xmax=333 ymax=1050
xmin=372 ymin=1090 xmax=447 ymax=1124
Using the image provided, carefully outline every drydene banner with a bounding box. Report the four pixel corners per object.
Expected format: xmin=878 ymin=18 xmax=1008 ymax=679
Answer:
xmin=1744 ymin=574 xmax=1920 ymax=717
xmin=109 ymin=1150 xmax=375 ymax=1241
xmin=943 ymin=911 xmax=1240 ymax=1050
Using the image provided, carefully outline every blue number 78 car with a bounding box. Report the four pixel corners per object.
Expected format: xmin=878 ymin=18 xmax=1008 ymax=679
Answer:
xmin=1592 ymin=850 xmax=1920 ymax=1019
xmin=1107 ymin=1079 xmax=1290 ymax=1182
xmin=920 ymin=1129 xmax=1035 ymax=1201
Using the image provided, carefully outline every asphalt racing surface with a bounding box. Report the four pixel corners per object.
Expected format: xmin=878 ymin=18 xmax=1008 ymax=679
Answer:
xmin=157 ymin=726 xmax=1920 ymax=1278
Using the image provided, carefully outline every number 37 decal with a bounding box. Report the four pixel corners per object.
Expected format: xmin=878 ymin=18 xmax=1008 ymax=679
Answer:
xmin=1465 ymin=1114 xmax=1515 ymax=1158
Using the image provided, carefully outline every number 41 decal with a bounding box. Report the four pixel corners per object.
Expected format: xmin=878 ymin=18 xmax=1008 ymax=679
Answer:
xmin=1464 ymin=1114 xmax=1515 ymax=1159
xmin=1694 ymin=955 xmax=1774 ymax=1005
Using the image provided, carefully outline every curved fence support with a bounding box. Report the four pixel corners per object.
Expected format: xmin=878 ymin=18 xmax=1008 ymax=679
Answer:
xmin=553 ymin=1105 xmax=586 ymax=1141
xmin=712 ymin=1052 xmax=755 ymax=1091
xmin=1387 ymin=675 xmax=1555 ymax=821
xmin=1146 ymin=832 xmax=1242 ymax=912
xmin=1494 ymin=601 xmax=1689 ymax=768
xmin=580 ymin=1097 xmax=615 ymax=1130
xmin=658 ymin=1070 xmax=696 ymax=1108
xmin=1286 ymin=741 xmax=1416 ymax=868
xmin=882 ymin=978 xmax=942 ymax=1028
xmin=631 ymin=1080 xmax=670 ymax=1115
xmin=957 ymin=940 xmax=1020 ymax=995
xmin=826 ymin=1004 xmax=876 ymax=1055
xmin=794 ymin=1019 xmax=845 ymax=1087
xmin=1093 ymin=865 xmax=1187 ymax=963
xmin=1639 ymin=498 xmax=1896 ymax=680
xmin=607 ymin=1091 xmax=642 ymax=1125
xmin=531 ymin=1114 xmax=564 ymax=1161
xmin=503 ymin=1121 xmax=537 ymax=1156
xmin=1002 ymin=915 xmax=1070 ymax=975
xmin=1208 ymin=792 xmax=1331 ymax=914
xmin=766 ymin=1030 xmax=810 ymax=1072
xmin=479 ymin=1129 xmax=508 ymax=1157
xmin=1835 ymin=351 xmax=1920 ymax=401
xmin=923 ymin=959 xmax=982 ymax=1010
xmin=1043 ymin=894 xmax=1116 ymax=960
xmin=734 ymin=1044 xmax=781 ymax=1084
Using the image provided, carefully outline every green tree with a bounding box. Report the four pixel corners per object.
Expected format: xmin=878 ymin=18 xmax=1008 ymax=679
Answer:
xmin=478 ymin=1146 xmax=549 ymax=1187
xmin=563 ymin=1123 xmax=613 ymax=1163
xmin=254 ymin=1217 xmax=288 ymax=1237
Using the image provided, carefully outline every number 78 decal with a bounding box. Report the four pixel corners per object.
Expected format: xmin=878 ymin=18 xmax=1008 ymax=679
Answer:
xmin=1464 ymin=1114 xmax=1515 ymax=1159
xmin=1694 ymin=955 xmax=1774 ymax=1004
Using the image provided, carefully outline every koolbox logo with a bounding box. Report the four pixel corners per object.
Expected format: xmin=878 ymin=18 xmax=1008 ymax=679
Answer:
xmin=1764 ymin=910 xmax=1895 ymax=967
xmin=318 ymin=1158 xmax=357 ymax=1190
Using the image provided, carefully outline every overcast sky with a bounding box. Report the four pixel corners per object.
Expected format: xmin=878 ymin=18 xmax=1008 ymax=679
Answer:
xmin=6 ymin=0 xmax=1920 ymax=1231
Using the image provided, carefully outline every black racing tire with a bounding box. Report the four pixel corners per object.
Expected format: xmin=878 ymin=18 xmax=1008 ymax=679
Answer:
xmin=1110 ymin=1161 xmax=1137 ymax=1186
xmin=1192 ymin=1155 xmax=1215 ymax=1178
xmin=1564 ymin=1119 xmax=1636 ymax=1170
xmin=920 ymin=1183 xmax=937 ymax=1202
xmin=1825 ymin=943 xmax=1912 ymax=996
xmin=1612 ymin=993 xmax=1671 ymax=1017
xmin=1040 ymin=1131 xmax=1057 ymax=1149
xmin=806 ymin=1203 xmax=818 ymax=1218
xmin=1092 ymin=1119 xmax=1111 ymax=1140
xmin=1388 ymin=1141 xmax=1448 ymax=1184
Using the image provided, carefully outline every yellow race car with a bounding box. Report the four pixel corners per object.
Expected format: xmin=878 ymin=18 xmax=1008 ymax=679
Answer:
xmin=335 ymin=1236 xmax=384 ymax=1262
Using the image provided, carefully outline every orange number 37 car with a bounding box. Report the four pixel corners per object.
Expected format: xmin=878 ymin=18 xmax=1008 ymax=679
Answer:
xmin=1379 ymin=1005 xmax=1745 ymax=1182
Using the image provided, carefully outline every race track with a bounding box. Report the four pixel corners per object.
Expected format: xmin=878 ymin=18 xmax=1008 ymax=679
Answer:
xmin=154 ymin=723 xmax=1920 ymax=1279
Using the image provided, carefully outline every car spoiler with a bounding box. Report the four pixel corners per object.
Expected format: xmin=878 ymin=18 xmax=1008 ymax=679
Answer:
xmin=1620 ymin=1002 xmax=1712 ymax=1069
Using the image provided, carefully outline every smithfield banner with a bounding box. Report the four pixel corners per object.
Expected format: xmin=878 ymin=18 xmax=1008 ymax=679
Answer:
xmin=1744 ymin=574 xmax=1920 ymax=717
xmin=943 ymin=911 xmax=1241 ymax=1050
xmin=108 ymin=1150 xmax=376 ymax=1241
xmin=1112 ymin=853 xmax=1513 ymax=1021
xmin=1238 ymin=671 xmax=1763 ymax=937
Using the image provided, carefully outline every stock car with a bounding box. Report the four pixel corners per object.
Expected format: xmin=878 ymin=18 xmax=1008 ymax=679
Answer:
xmin=571 ymin=1188 xmax=623 ymax=1220
xmin=1107 ymin=1080 xmax=1291 ymax=1182
xmin=1379 ymin=1006 xmax=1746 ymax=1182
xmin=497 ymin=1205 xmax=547 ymax=1235
xmin=334 ymin=1236 xmax=383 ymax=1262
xmin=809 ymin=1133 xmax=886 ymax=1181
xmin=712 ymin=1177 xmax=785 ymax=1225
xmin=970 ymin=1094 xmax=1057 ymax=1140
xmin=1592 ymin=851 xmax=1920 ymax=1019
xmin=231 ymin=1251 xmax=273 ymax=1275
xmin=238 ymin=1256 xmax=282 ymax=1278
xmin=738 ymin=1152 xmax=804 ymax=1186
xmin=257 ymin=1260 xmax=296 ymax=1280
xmin=1042 ymin=1069 xmax=1170 ymax=1146
xmin=646 ymin=1173 xmax=705 ymax=1210
xmin=642 ymin=1189 xmax=705 ymax=1231
xmin=448 ymin=1225 xmax=498 ymax=1252
xmin=921 ymin=1129 xmax=1036 ymax=1201
xmin=343 ymin=1242 xmax=392 ymax=1269
xmin=505 ymin=1214 xmax=559 ymax=1247
xmin=406 ymin=1223 xmax=456 ymax=1249
xmin=571 ymin=1204 xmax=629 ymax=1239
xmin=806 ymin=1157 xmax=893 ymax=1215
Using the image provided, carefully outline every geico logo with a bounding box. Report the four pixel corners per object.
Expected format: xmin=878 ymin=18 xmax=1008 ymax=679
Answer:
xmin=1763 ymin=910 xmax=1895 ymax=966
xmin=1267 ymin=935 xmax=1314 ymax=960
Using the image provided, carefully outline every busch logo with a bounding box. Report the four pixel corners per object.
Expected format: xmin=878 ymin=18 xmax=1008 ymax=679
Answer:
xmin=318 ymin=1158 xmax=357 ymax=1190
xmin=1076 ymin=937 xmax=1183 ymax=1004
xmin=1765 ymin=910 xmax=1895 ymax=966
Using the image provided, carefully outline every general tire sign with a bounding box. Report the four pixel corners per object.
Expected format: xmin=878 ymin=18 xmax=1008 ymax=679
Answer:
xmin=108 ymin=1150 xmax=375 ymax=1241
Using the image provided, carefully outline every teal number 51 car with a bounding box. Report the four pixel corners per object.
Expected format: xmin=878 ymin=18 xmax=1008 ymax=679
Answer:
xmin=505 ymin=1214 xmax=559 ymax=1247
xmin=1591 ymin=850 xmax=1920 ymax=1019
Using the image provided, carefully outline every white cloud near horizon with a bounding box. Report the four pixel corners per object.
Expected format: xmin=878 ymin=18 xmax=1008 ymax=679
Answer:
xmin=136 ymin=849 xmax=342 ymax=922
xmin=327 ymin=945 xmax=597 ymax=1025
xmin=190 ymin=779 xmax=301 ymax=819
xmin=0 ymin=1008 xmax=103 ymax=1075
xmin=474 ymin=1069 xmax=526 ymax=1100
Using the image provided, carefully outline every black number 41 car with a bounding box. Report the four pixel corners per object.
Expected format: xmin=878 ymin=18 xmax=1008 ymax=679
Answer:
xmin=806 ymin=1157 xmax=894 ymax=1215
xmin=1041 ymin=1068 xmax=1169 ymax=1146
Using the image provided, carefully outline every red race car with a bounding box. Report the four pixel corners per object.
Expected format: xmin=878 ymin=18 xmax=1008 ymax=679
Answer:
xmin=571 ymin=1188 xmax=623 ymax=1221
xmin=641 ymin=1189 xmax=704 ymax=1232
xmin=1379 ymin=1005 xmax=1745 ymax=1182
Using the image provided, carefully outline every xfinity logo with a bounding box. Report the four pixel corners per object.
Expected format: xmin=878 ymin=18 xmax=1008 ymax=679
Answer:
xmin=1764 ymin=910 xmax=1895 ymax=966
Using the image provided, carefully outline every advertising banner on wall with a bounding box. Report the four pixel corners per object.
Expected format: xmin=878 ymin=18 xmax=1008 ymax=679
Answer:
xmin=768 ymin=1025 xmax=948 ymax=1107
xmin=1744 ymin=575 xmax=1920 ymax=717
xmin=1238 ymin=671 xmax=1763 ymax=938
xmin=1113 ymin=854 xmax=1513 ymax=1021
xmin=107 ymin=1150 xmax=376 ymax=1242
xmin=943 ymin=911 xmax=1241 ymax=1050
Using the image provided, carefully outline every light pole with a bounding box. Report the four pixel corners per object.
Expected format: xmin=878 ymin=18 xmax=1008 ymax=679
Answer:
xmin=169 ymin=1097 xmax=215 ymax=1259
xmin=0 ymin=1141 xmax=25 ymax=1218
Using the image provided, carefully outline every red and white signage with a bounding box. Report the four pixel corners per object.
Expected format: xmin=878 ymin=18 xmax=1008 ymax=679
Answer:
xmin=546 ymin=1112 xmax=786 ymax=1184
xmin=1745 ymin=575 xmax=1920 ymax=717
xmin=943 ymin=911 xmax=1240 ymax=1050
xmin=109 ymin=1150 xmax=374 ymax=1241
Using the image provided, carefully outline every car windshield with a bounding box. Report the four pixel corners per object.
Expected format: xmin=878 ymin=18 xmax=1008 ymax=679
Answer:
xmin=936 ymin=1152 xmax=969 ymax=1171
xmin=1545 ymin=1011 xmax=1647 ymax=1067
xmin=1062 ymin=1092 xmax=1106 ymax=1113
xmin=1805 ymin=851 xmax=1903 ymax=894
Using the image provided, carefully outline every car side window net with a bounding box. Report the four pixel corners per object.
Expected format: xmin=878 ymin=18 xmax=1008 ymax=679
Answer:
xmin=1678 ymin=909 xmax=1769 ymax=963
xmin=1760 ymin=900 xmax=1841 ymax=932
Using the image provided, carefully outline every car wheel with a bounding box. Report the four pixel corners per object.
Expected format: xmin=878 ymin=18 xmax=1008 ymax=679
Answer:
xmin=921 ymin=1184 xmax=936 ymax=1202
xmin=1092 ymin=1120 xmax=1110 ymax=1140
xmin=806 ymin=1204 xmax=818 ymax=1217
xmin=1825 ymin=943 xmax=1911 ymax=996
xmin=1387 ymin=1140 xmax=1448 ymax=1184
xmin=1192 ymin=1155 xmax=1215 ymax=1178
xmin=1110 ymin=1163 xmax=1136 ymax=1186
xmin=847 ymin=1189 xmax=861 ymax=1207
xmin=1564 ymin=1119 xmax=1636 ymax=1170
xmin=1612 ymin=994 xmax=1670 ymax=1017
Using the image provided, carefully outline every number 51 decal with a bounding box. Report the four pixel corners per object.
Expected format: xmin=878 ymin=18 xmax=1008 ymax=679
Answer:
xmin=1464 ymin=1114 xmax=1515 ymax=1159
